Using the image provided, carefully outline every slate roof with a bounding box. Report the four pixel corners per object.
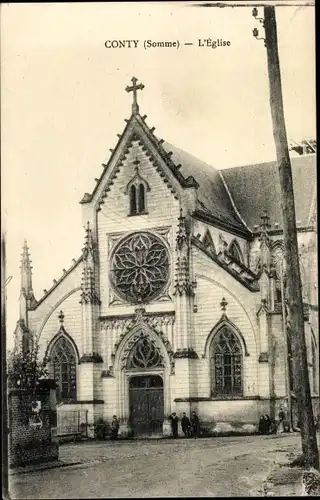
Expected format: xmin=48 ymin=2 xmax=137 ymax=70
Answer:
xmin=80 ymin=110 xmax=315 ymax=236
xmin=221 ymin=154 xmax=316 ymax=230
xmin=81 ymin=112 xmax=250 ymax=236
xmin=162 ymin=142 xmax=247 ymax=232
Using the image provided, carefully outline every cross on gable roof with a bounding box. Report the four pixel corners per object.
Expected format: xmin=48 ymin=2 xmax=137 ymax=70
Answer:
xmin=80 ymin=81 xmax=316 ymax=238
xmin=80 ymin=110 xmax=251 ymax=237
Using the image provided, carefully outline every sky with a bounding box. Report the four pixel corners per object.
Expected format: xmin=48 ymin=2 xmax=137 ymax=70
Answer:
xmin=1 ymin=1 xmax=315 ymax=349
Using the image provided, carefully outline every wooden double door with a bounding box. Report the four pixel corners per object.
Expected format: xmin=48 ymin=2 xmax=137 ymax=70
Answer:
xmin=129 ymin=375 xmax=164 ymax=437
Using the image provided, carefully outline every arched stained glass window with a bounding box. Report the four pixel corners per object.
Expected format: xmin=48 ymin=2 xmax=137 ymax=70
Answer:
xmin=126 ymin=335 xmax=164 ymax=370
xmin=50 ymin=336 xmax=77 ymax=402
xmin=210 ymin=326 xmax=242 ymax=396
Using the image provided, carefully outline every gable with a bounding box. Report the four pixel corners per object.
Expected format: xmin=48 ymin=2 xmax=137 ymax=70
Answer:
xmin=95 ymin=138 xmax=182 ymax=231
xmin=80 ymin=114 xmax=199 ymax=212
xmin=79 ymin=111 xmax=251 ymax=238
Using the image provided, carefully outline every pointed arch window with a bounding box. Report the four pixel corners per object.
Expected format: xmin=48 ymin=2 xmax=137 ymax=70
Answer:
xmin=126 ymin=162 xmax=150 ymax=216
xmin=130 ymin=185 xmax=137 ymax=215
xmin=229 ymin=240 xmax=243 ymax=264
xmin=125 ymin=160 xmax=150 ymax=215
xmin=129 ymin=182 xmax=147 ymax=215
xmin=210 ymin=326 xmax=243 ymax=396
xmin=126 ymin=334 xmax=164 ymax=370
xmin=50 ymin=336 xmax=77 ymax=403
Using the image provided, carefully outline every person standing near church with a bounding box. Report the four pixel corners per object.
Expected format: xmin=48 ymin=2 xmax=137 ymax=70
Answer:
xmin=169 ymin=412 xmax=179 ymax=438
xmin=111 ymin=415 xmax=119 ymax=440
xmin=181 ymin=412 xmax=191 ymax=438
xmin=190 ymin=410 xmax=200 ymax=438
xmin=277 ymin=407 xmax=285 ymax=434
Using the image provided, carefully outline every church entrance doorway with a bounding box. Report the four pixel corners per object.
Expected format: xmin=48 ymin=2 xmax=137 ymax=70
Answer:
xmin=129 ymin=375 xmax=164 ymax=437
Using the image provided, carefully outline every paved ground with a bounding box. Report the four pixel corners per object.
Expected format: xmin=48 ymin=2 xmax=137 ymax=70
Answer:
xmin=9 ymin=434 xmax=310 ymax=498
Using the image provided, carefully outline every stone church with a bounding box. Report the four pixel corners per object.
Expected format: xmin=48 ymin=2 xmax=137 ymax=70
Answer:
xmin=15 ymin=78 xmax=318 ymax=437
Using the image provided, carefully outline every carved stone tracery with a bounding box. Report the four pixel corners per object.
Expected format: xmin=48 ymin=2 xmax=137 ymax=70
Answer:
xmin=110 ymin=232 xmax=170 ymax=304
xmin=103 ymin=310 xmax=175 ymax=375
xmin=122 ymin=333 xmax=164 ymax=370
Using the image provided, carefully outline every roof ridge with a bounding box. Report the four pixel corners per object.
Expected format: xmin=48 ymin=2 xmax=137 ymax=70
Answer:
xmin=218 ymin=170 xmax=252 ymax=235
xmin=221 ymin=153 xmax=316 ymax=172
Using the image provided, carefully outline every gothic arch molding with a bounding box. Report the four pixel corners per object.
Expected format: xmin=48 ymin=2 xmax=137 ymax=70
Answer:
xmin=113 ymin=322 xmax=174 ymax=374
xmin=113 ymin=318 xmax=174 ymax=427
xmin=45 ymin=328 xmax=79 ymax=403
xmin=45 ymin=327 xmax=80 ymax=363
xmin=203 ymin=317 xmax=250 ymax=359
xmin=271 ymin=240 xmax=284 ymax=251
xmin=195 ymin=273 xmax=258 ymax=348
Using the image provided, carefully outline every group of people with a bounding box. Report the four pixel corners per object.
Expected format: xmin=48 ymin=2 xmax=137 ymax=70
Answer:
xmin=258 ymin=407 xmax=290 ymax=435
xmin=258 ymin=414 xmax=272 ymax=435
xmin=169 ymin=411 xmax=201 ymax=439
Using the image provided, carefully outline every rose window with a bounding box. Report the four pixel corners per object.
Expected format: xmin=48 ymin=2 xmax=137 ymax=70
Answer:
xmin=110 ymin=232 xmax=170 ymax=303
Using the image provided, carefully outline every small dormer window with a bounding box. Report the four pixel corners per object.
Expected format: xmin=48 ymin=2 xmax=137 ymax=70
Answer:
xmin=229 ymin=239 xmax=243 ymax=263
xmin=126 ymin=159 xmax=150 ymax=216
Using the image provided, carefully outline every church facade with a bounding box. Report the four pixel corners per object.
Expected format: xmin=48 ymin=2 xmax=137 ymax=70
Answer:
xmin=15 ymin=78 xmax=318 ymax=437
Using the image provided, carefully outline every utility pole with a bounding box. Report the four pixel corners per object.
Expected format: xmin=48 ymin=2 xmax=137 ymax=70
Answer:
xmin=279 ymin=258 xmax=293 ymax=430
xmin=257 ymin=6 xmax=319 ymax=469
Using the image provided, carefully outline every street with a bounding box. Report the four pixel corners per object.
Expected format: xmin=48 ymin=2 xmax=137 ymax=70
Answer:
xmin=9 ymin=434 xmax=306 ymax=498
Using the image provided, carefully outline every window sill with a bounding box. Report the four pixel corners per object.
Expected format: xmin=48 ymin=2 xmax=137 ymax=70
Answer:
xmin=174 ymin=395 xmax=260 ymax=402
xmin=127 ymin=211 xmax=149 ymax=217
xmin=57 ymin=399 xmax=104 ymax=405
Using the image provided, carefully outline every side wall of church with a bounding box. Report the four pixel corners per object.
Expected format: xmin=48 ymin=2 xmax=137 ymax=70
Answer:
xmin=28 ymin=265 xmax=86 ymax=403
xmin=184 ymin=246 xmax=262 ymax=424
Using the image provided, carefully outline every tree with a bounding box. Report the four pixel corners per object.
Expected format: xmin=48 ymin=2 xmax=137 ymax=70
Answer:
xmin=7 ymin=334 xmax=50 ymax=401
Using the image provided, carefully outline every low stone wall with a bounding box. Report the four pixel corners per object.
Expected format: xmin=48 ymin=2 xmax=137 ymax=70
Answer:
xmin=206 ymin=421 xmax=257 ymax=436
xmin=9 ymin=381 xmax=59 ymax=468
